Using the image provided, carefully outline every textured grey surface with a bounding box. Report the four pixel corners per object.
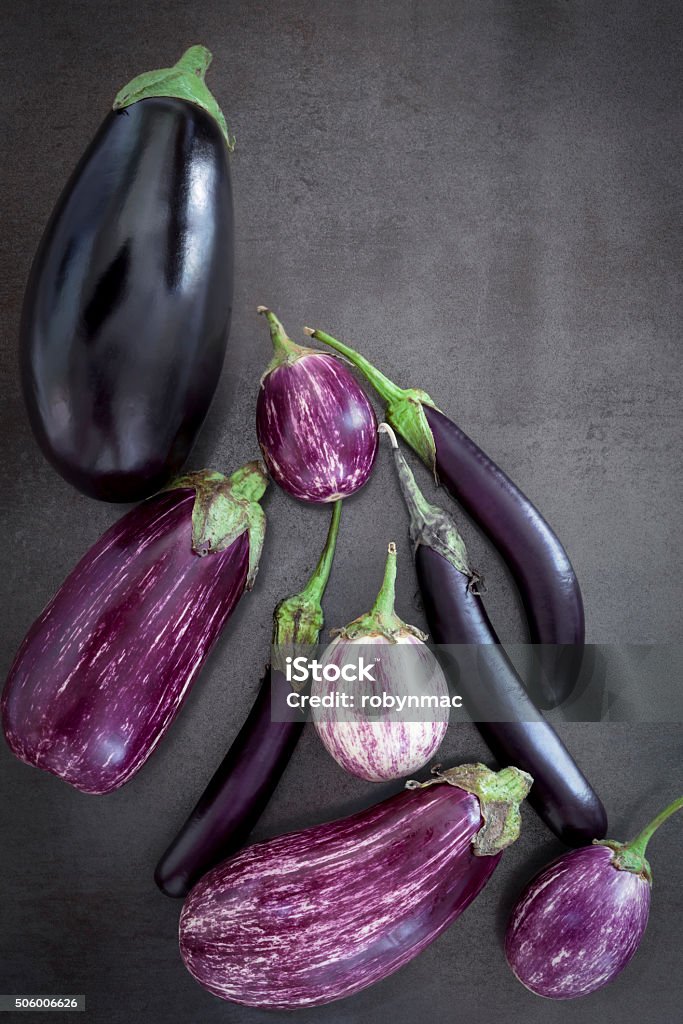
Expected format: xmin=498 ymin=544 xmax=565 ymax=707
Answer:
xmin=0 ymin=1 xmax=681 ymax=1022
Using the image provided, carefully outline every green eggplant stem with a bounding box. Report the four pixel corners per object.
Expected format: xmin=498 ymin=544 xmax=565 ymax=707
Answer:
xmin=271 ymin=502 xmax=343 ymax=657
xmin=259 ymin=307 xmax=311 ymax=373
xmin=595 ymin=794 xmax=683 ymax=883
xmin=336 ymin=542 xmax=426 ymax=643
xmin=168 ymin=462 xmax=268 ymax=586
xmin=113 ymin=45 xmax=234 ymax=151
xmin=304 ymin=326 xmax=403 ymax=405
xmin=300 ymin=500 xmax=343 ymax=605
xmin=406 ymin=763 xmax=533 ymax=856
xmin=303 ymin=325 xmax=439 ymax=470
xmin=372 ymin=542 xmax=399 ymax=620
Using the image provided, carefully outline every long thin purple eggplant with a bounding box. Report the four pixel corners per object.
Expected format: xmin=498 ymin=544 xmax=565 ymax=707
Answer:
xmin=506 ymin=795 xmax=683 ymax=998
xmin=257 ymin=309 xmax=377 ymax=502
xmin=155 ymin=501 xmax=342 ymax=897
xmin=2 ymin=463 xmax=267 ymax=794
xmin=380 ymin=425 xmax=606 ymax=845
xmin=179 ymin=762 xmax=532 ymax=1008
xmin=305 ymin=325 xmax=583 ymax=708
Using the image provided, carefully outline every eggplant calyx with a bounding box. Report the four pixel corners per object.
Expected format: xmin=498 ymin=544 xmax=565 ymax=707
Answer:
xmin=594 ymin=840 xmax=653 ymax=884
xmin=271 ymin=501 xmax=342 ymax=681
xmin=335 ymin=542 xmax=427 ymax=643
xmin=594 ymin=793 xmax=683 ymax=886
xmin=170 ymin=462 xmax=268 ymax=587
xmin=405 ymin=762 xmax=533 ymax=856
xmin=112 ymin=44 xmax=235 ymax=151
xmin=304 ymin=326 xmax=439 ymax=470
xmin=259 ymin=307 xmax=315 ymax=379
xmin=379 ymin=423 xmax=482 ymax=588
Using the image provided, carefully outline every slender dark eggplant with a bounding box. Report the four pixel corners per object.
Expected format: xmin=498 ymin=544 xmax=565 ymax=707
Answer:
xmin=155 ymin=501 xmax=342 ymax=897
xmin=2 ymin=462 xmax=267 ymax=794
xmin=257 ymin=309 xmax=377 ymax=502
xmin=179 ymin=762 xmax=532 ymax=1008
xmin=506 ymin=795 xmax=683 ymax=998
xmin=21 ymin=47 xmax=235 ymax=501
xmin=380 ymin=424 xmax=606 ymax=845
xmin=305 ymin=326 xmax=583 ymax=708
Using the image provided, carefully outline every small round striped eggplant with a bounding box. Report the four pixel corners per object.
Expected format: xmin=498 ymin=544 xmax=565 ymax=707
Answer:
xmin=505 ymin=795 xmax=683 ymax=998
xmin=179 ymin=762 xmax=532 ymax=1008
xmin=2 ymin=463 xmax=267 ymax=794
xmin=256 ymin=308 xmax=377 ymax=502
xmin=312 ymin=543 xmax=448 ymax=781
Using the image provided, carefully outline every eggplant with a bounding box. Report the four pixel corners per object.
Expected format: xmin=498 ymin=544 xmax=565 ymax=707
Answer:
xmin=506 ymin=795 xmax=683 ymax=998
xmin=257 ymin=309 xmax=377 ymax=502
xmin=305 ymin=325 xmax=583 ymax=708
xmin=2 ymin=463 xmax=267 ymax=794
xmin=311 ymin=542 xmax=448 ymax=781
xmin=155 ymin=501 xmax=342 ymax=898
xmin=21 ymin=47 xmax=234 ymax=502
xmin=179 ymin=761 xmax=532 ymax=1008
xmin=380 ymin=424 xmax=606 ymax=845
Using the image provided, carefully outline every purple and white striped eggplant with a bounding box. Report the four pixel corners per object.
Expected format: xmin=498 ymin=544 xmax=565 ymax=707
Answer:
xmin=505 ymin=794 xmax=683 ymax=998
xmin=2 ymin=463 xmax=267 ymax=795
xmin=311 ymin=542 xmax=449 ymax=781
xmin=179 ymin=762 xmax=532 ymax=1008
xmin=255 ymin=307 xmax=377 ymax=502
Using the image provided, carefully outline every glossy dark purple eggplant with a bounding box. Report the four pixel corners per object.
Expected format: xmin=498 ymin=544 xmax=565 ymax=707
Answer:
xmin=2 ymin=463 xmax=267 ymax=794
xmin=20 ymin=48 xmax=234 ymax=502
xmin=306 ymin=327 xmax=584 ymax=707
xmin=381 ymin=427 xmax=606 ymax=846
xmin=155 ymin=501 xmax=342 ymax=897
xmin=257 ymin=310 xmax=377 ymax=502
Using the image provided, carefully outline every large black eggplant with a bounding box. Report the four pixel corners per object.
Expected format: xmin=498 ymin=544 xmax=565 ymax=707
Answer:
xmin=20 ymin=47 xmax=235 ymax=502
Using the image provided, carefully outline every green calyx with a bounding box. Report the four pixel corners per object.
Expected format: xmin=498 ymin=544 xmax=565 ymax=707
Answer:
xmin=304 ymin=326 xmax=439 ymax=470
xmin=405 ymin=762 xmax=533 ymax=856
xmin=335 ymin=542 xmax=426 ymax=643
xmin=259 ymin=307 xmax=314 ymax=378
xmin=113 ymin=45 xmax=234 ymax=151
xmin=594 ymin=794 xmax=683 ymax=886
xmin=379 ymin=423 xmax=481 ymax=589
xmin=271 ymin=501 xmax=342 ymax=682
xmin=169 ymin=462 xmax=268 ymax=587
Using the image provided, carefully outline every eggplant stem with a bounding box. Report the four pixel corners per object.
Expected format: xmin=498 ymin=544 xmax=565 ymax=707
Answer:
xmin=260 ymin=307 xmax=310 ymax=371
xmin=300 ymin=501 xmax=343 ymax=605
xmin=335 ymin=542 xmax=426 ymax=642
xmin=271 ymin=502 xmax=343 ymax=660
xmin=304 ymin=327 xmax=403 ymax=405
xmin=304 ymin=326 xmax=439 ymax=470
xmin=378 ymin=422 xmax=474 ymax=581
xmin=112 ymin=44 xmax=234 ymax=150
xmin=595 ymin=794 xmax=683 ymax=883
xmin=622 ymin=795 xmax=683 ymax=860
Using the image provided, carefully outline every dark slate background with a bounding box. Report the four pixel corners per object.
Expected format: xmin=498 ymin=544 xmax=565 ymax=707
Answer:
xmin=1 ymin=2 xmax=680 ymax=1022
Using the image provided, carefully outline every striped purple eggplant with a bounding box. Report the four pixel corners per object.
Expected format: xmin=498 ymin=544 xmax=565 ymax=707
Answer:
xmin=505 ymin=794 xmax=683 ymax=998
xmin=256 ymin=307 xmax=377 ymax=502
xmin=312 ymin=542 xmax=448 ymax=781
xmin=2 ymin=463 xmax=267 ymax=794
xmin=179 ymin=762 xmax=532 ymax=1008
